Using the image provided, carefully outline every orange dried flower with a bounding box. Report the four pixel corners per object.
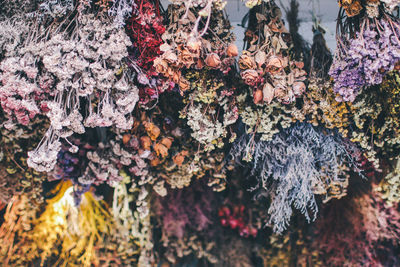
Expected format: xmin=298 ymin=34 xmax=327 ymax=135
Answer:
xmin=143 ymin=122 xmax=160 ymax=141
xmin=226 ymin=44 xmax=239 ymax=57
xmin=140 ymin=136 xmax=152 ymax=150
xmin=160 ymin=137 xmax=173 ymax=149
xmin=178 ymin=77 xmax=190 ymax=92
xmin=253 ymin=89 xmax=263 ymax=104
xmin=122 ymin=134 xmax=131 ymax=145
xmin=205 ymin=53 xmax=222 ymax=68
xmin=154 ymin=143 xmax=169 ymax=158
xmin=150 ymin=156 xmax=161 ymax=167
xmin=180 ymin=48 xmax=196 ymax=68
xmin=173 ymin=150 xmax=189 ymax=166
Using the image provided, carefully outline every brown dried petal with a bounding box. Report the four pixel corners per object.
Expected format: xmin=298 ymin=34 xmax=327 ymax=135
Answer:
xmin=253 ymin=89 xmax=263 ymax=104
xmin=263 ymin=82 xmax=275 ymax=104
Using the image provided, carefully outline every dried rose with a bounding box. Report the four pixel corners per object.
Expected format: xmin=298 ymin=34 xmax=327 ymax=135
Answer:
xmin=154 ymin=58 xmax=169 ymax=75
xmin=205 ymin=53 xmax=222 ymax=68
xmin=163 ymin=50 xmax=178 ymax=63
xmin=173 ymin=150 xmax=189 ymax=166
xmin=255 ymin=51 xmax=267 ymax=68
xmin=241 ymin=69 xmax=259 ymax=86
xmin=292 ymin=82 xmax=306 ymax=96
xmin=226 ymin=44 xmax=239 ymax=57
xmin=180 ymin=48 xmax=196 ymax=68
xmin=266 ymin=56 xmax=284 ymax=74
xmin=238 ymin=52 xmax=257 ymax=70
xmin=186 ymin=37 xmax=202 ymax=53
xmin=172 ymin=71 xmax=181 ymax=83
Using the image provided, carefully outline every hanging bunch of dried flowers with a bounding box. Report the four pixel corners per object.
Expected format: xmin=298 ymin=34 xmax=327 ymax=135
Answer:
xmin=153 ymin=179 xmax=219 ymax=264
xmin=229 ymin=122 xmax=363 ymax=233
xmin=0 ymin=117 xmax=49 ymax=204
xmin=153 ymin=1 xmax=239 ymax=151
xmin=25 ymin=10 xmax=137 ymax=172
xmin=0 ymin=1 xmax=140 ymax=173
xmin=238 ymin=0 xmax=307 ymax=105
xmin=125 ymin=0 xmax=169 ymax=107
xmin=330 ymin=0 xmax=400 ymax=101
xmin=0 ymin=181 xmax=117 ymax=267
xmin=312 ymin=184 xmax=400 ymax=266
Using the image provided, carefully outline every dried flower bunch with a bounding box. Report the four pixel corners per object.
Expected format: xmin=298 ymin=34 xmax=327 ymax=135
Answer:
xmin=0 ymin=1 xmax=139 ymax=173
xmin=312 ymin=185 xmax=400 ymax=266
xmin=0 ymin=194 xmax=41 ymax=266
xmin=377 ymin=157 xmax=400 ymax=203
xmin=153 ymin=180 xmax=218 ymax=264
xmin=239 ymin=0 xmax=307 ymax=105
xmin=0 ymin=181 xmax=119 ymax=267
xmin=154 ymin=1 xmax=239 ymax=150
xmin=117 ymin=92 xmax=229 ymax=191
xmin=302 ymin=27 xmax=400 ymax=170
xmin=0 ymin=117 xmax=48 ymax=204
xmin=1 ymin=0 xmax=400 ymax=265
xmin=230 ymin=122 xmax=362 ymax=233
xmin=154 ymin=1 xmax=236 ymax=94
xmin=110 ymin=172 xmax=153 ymax=265
xmin=330 ymin=0 xmax=400 ymax=101
xmin=125 ymin=0 xmax=169 ymax=107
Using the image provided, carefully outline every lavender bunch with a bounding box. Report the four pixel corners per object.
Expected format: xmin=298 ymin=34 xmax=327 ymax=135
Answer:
xmin=330 ymin=19 xmax=400 ymax=101
xmin=229 ymin=122 xmax=362 ymax=233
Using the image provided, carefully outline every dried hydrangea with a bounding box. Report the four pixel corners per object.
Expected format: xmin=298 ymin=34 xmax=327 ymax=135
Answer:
xmin=230 ymin=122 xmax=362 ymax=233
